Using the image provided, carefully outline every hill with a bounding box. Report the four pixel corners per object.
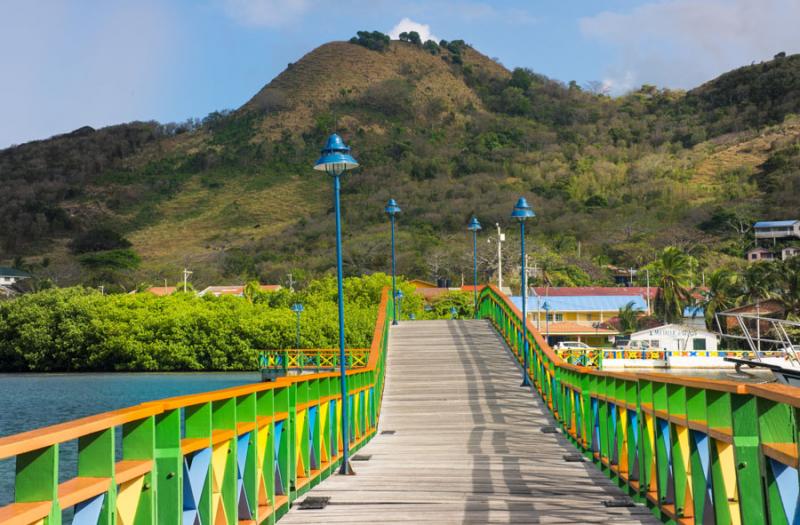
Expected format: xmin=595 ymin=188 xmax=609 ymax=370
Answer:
xmin=1 ymin=38 xmax=799 ymax=291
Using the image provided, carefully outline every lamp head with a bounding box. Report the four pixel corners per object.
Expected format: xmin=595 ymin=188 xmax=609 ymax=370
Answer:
xmin=385 ymin=198 xmax=401 ymax=216
xmin=511 ymin=197 xmax=535 ymax=222
xmin=314 ymin=133 xmax=359 ymax=176
xmin=467 ymin=216 xmax=482 ymax=232
xmin=395 ymin=289 xmax=404 ymax=299
xmin=291 ymin=303 xmax=304 ymax=313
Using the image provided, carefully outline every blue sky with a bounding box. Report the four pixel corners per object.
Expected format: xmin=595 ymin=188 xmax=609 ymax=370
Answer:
xmin=2 ymin=0 xmax=799 ymax=148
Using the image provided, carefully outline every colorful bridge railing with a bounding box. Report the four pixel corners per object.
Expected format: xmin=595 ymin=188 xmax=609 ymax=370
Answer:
xmin=0 ymin=288 xmax=392 ymax=525
xmin=259 ymin=348 xmax=370 ymax=373
xmin=479 ymin=285 xmax=800 ymax=525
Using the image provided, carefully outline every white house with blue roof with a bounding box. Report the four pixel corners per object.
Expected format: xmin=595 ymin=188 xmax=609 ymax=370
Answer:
xmin=754 ymin=220 xmax=800 ymax=240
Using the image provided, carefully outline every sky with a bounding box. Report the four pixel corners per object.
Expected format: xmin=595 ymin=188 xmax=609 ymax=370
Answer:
xmin=1 ymin=0 xmax=799 ymax=148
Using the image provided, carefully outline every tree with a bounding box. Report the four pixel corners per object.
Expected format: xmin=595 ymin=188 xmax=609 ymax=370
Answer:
xmin=423 ymin=40 xmax=439 ymax=54
xmin=398 ymin=31 xmax=421 ymax=46
xmin=69 ymin=228 xmax=132 ymax=254
xmin=617 ymin=301 xmax=642 ymax=334
xmin=349 ymin=31 xmax=390 ymax=52
xmin=653 ymin=247 xmax=693 ymax=323
xmin=700 ymin=268 xmax=737 ymax=328
xmin=766 ymin=257 xmax=800 ymax=316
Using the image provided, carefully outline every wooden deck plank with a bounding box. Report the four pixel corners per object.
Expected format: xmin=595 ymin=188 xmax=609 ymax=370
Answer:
xmin=281 ymin=320 xmax=658 ymax=524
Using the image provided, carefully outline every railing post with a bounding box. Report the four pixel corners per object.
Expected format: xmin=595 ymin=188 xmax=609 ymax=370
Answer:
xmin=154 ymin=408 xmax=182 ymax=525
xmin=732 ymin=393 xmax=767 ymax=525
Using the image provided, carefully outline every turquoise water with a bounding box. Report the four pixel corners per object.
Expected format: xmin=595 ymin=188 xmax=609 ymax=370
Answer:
xmin=0 ymin=372 xmax=259 ymax=507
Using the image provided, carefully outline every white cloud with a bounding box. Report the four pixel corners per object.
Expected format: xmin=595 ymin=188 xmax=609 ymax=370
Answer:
xmin=221 ymin=0 xmax=311 ymax=28
xmin=579 ymin=0 xmax=800 ymax=94
xmin=388 ymin=17 xmax=439 ymax=43
xmin=0 ymin=2 xmax=173 ymax=148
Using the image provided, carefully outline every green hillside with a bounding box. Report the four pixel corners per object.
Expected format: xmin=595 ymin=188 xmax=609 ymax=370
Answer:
xmin=1 ymin=39 xmax=799 ymax=291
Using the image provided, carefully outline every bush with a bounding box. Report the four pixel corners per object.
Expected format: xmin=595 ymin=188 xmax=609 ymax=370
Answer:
xmin=69 ymin=228 xmax=131 ymax=254
xmin=349 ymin=31 xmax=390 ymax=52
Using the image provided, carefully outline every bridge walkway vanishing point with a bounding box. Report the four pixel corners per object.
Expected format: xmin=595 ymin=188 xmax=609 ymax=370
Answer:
xmin=281 ymin=320 xmax=659 ymax=524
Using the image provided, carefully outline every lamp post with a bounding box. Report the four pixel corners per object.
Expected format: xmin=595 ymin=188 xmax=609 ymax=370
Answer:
xmin=290 ymin=303 xmax=304 ymax=348
xmin=395 ymin=289 xmax=404 ymax=322
xmin=467 ymin=216 xmax=482 ymax=318
xmin=543 ymin=300 xmax=551 ymax=344
xmin=385 ymin=199 xmax=401 ymax=325
xmin=511 ymin=197 xmax=535 ymax=387
xmin=314 ymin=133 xmax=359 ymax=475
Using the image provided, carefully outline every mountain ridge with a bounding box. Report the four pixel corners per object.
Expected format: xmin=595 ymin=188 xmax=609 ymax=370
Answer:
xmin=1 ymin=39 xmax=799 ymax=290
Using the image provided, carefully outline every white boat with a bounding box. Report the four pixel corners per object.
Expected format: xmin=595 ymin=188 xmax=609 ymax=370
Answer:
xmin=715 ymin=312 xmax=800 ymax=386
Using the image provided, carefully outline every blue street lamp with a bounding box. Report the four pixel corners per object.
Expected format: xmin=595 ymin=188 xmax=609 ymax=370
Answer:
xmin=290 ymin=303 xmax=304 ymax=348
xmin=395 ymin=289 xmax=404 ymax=322
xmin=450 ymin=306 xmax=458 ymax=319
xmin=385 ymin=199 xmax=401 ymax=325
xmin=314 ymin=133 xmax=359 ymax=475
xmin=511 ymin=197 xmax=535 ymax=387
xmin=467 ymin=216 xmax=482 ymax=318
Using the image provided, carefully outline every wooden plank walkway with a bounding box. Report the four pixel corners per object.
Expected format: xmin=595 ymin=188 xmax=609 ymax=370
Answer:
xmin=282 ymin=320 xmax=659 ymax=524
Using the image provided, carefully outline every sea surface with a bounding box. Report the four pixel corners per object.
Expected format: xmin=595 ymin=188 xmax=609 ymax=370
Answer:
xmin=0 ymin=372 xmax=259 ymax=508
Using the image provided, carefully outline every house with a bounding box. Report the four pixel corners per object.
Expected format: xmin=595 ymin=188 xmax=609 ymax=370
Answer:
xmin=198 ymin=284 xmax=282 ymax=297
xmin=746 ymin=247 xmax=776 ymax=262
xmin=144 ymin=286 xmax=177 ymax=296
xmin=720 ymin=299 xmax=785 ymax=332
xmin=511 ymin=294 xmax=646 ymax=347
xmin=532 ymin=286 xmax=657 ymax=303
xmin=630 ymin=324 xmax=718 ymax=352
xmin=0 ymin=267 xmax=31 ymax=287
xmin=754 ymin=220 xmax=800 ymax=240
xmin=782 ymin=246 xmax=800 ymax=260
xmin=683 ymin=306 xmax=706 ymax=329
xmin=408 ymin=279 xmax=438 ymax=289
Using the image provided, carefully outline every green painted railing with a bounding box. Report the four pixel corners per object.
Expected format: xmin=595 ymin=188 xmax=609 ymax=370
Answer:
xmin=479 ymin=285 xmax=800 ymax=525
xmin=0 ymin=288 xmax=392 ymax=525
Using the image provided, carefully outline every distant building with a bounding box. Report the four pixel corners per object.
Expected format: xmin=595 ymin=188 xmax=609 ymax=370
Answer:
xmin=746 ymin=247 xmax=776 ymax=262
xmin=630 ymin=324 xmax=718 ymax=352
xmin=683 ymin=306 xmax=706 ymax=329
xmin=753 ymin=220 xmax=800 ymax=240
xmin=782 ymin=246 xmax=800 ymax=260
xmin=144 ymin=286 xmax=177 ymax=296
xmin=0 ymin=267 xmax=30 ymax=287
xmin=512 ymin=294 xmax=646 ymax=347
xmin=198 ymin=284 xmax=282 ymax=297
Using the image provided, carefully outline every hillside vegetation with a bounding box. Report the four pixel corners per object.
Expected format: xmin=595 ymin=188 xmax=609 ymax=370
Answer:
xmin=1 ymin=38 xmax=799 ymax=291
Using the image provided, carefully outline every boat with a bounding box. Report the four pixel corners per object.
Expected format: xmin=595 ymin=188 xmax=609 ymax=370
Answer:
xmin=715 ymin=312 xmax=800 ymax=386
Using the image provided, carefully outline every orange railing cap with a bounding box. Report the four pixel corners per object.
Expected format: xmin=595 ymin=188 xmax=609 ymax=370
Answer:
xmin=0 ymin=404 xmax=163 ymax=459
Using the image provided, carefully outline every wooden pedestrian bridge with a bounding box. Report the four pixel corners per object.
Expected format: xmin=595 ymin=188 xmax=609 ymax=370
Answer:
xmin=1 ymin=286 xmax=798 ymax=524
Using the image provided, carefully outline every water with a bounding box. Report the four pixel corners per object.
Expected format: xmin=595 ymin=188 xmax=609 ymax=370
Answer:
xmin=0 ymin=372 xmax=259 ymax=507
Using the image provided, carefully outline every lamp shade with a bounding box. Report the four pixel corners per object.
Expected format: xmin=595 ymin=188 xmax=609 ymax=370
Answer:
xmin=314 ymin=133 xmax=359 ymax=176
xmin=395 ymin=289 xmax=404 ymax=299
xmin=385 ymin=198 xmax=401 ymax=215
xmin=291 ymin=303 xmax=304 ymax=313
xmin=542 ymin=301 xmax=550 ymax=311
xmin=467 ymin=216 xmax=482 ymax=231
xmin=511 ymin=197 xmax=535 ymax=221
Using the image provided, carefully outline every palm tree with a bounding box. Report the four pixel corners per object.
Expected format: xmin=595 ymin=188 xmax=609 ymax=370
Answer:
xmin=653 ymin=247 xmax=693 ymax=324
xmin=700 ymin=268 xmax=737 ymax=329
xmin=736 ymin=262 xmax=773 ymax=306
xmin=617 ymin=301 xmax=641 ymax=335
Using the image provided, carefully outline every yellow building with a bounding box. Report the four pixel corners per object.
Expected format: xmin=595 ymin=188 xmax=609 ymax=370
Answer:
xmin=513 ymin=294 xmax=648 ymax=347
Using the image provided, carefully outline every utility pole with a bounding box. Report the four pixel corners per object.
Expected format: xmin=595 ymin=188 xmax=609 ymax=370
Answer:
xmin=288 ymin=273 xmax=294 ymax=292
xmin=645 ymin=269 xmax=651 ymax=315
xmin=628 ymin=267 xmax=636 ymax=286
xmin=496 ymin=223 xmax=505 ymax=290
xmin=99 ymin=285 xmax=104 ymax=296
xmin=182 ymin=268 xmax=193 ymax=293
xmin=164 ymin=278 xmax=168 ymax=290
